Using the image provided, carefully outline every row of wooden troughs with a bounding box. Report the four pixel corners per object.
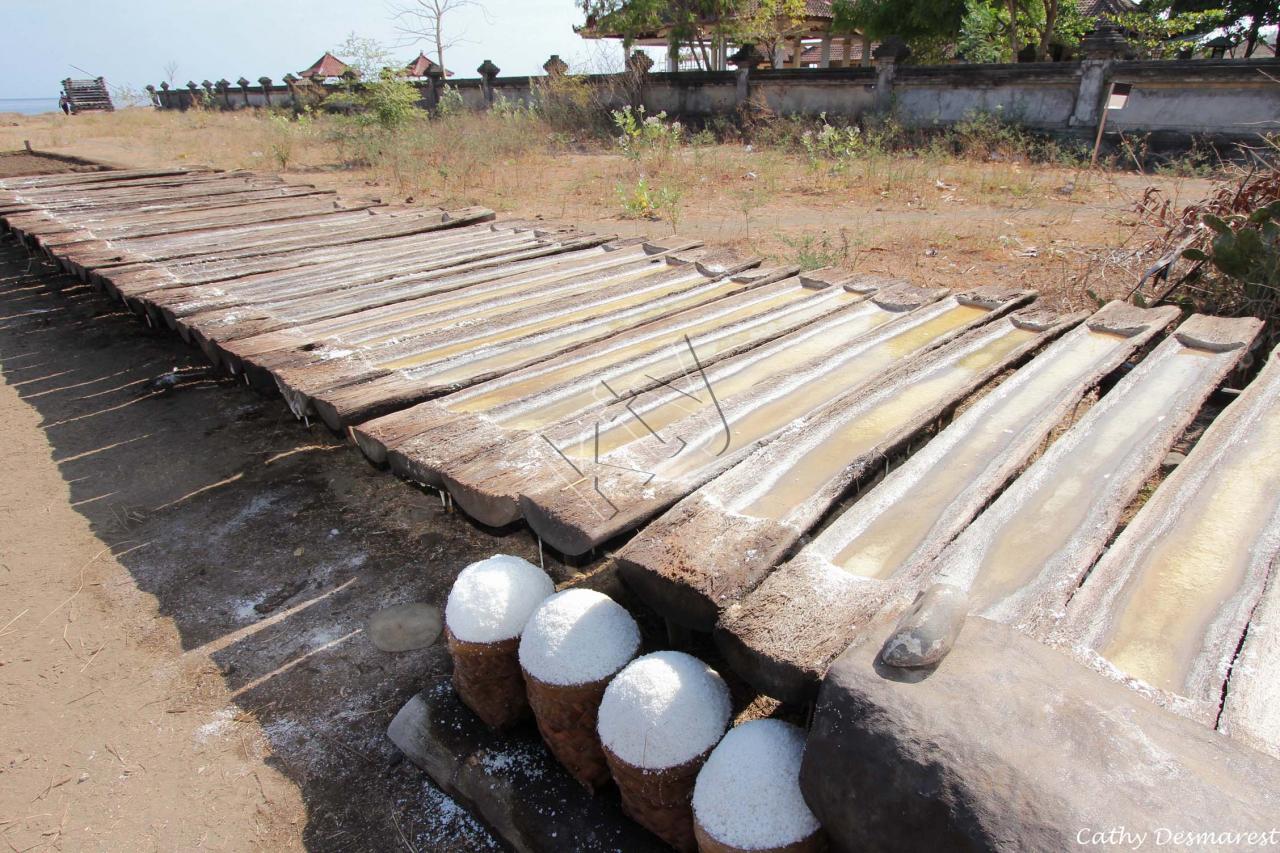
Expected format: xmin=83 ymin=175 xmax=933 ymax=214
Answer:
xmin=5 ymin=167 xmax=1280 ymax=843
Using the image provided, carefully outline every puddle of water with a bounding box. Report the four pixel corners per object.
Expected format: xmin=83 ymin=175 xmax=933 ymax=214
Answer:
xmin=737 ymin=322 xmax=1037 ymax=521
xmin=961 ymin=346 xmax=1221 ymax=611
xmin=828 ymin=329 xmax=1130 ymax=578
xmin=484 ymin=288 xmax=866 ymax=429
xmin=377 ymin=269 xmax=708 ymax=372
xmin=1096 ymin=395 xmax=1280 ymax=694
xmin=654 ymin=303 xmax=992 ymax=479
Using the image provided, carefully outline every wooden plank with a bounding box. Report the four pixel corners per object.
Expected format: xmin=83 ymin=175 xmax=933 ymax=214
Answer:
xmin=277 ymin=248 xmax=765 ymax=429
xmin=715 ymin=302 xmax=1177 ymax=701
xmin=5 ymin=188 xmax=338 ymax=245
xmin=107 ymin=208 xmax=501 ymax=292
xmin=352 ymin=265 xmax=839 ymax=475
xmin=618 ymin=305 xmax=1079 ymax=633
xmin=516 ymin=287 xmax=1032 ymax=555
xmin=435 ymin=280 xmax=940 ymax=529
xmin=204 ymin=237 xmax=648 ymax=369
xmin=55 ymin=205 xmax=444 ymax=271
xmin=5 ymin=175 xmax=302 ymax=220
xmin=106 ymin=217 xmax=520 ymax=319
xmin=0 ymin=167 xmax=206 ymax=191
xmin=1057 ymin=343 xmax=1280 ymax=732
xmin=927 ymin=315 xmax=1260 ymax=633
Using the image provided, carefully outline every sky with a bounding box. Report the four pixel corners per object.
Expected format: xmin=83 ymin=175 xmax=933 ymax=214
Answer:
xmin=0 ymin=0 xmax=626 ymax=99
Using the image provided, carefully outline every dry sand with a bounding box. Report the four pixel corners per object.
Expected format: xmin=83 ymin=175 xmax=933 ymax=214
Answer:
xmin=0 ymin=244 xmax=525 ymax=849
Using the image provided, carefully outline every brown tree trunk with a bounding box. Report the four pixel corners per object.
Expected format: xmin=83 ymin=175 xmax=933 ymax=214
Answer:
xmin=1244 ymin=18 xmax=1261 ymax=56
xmin=1008 ymin=0 xmax=1020 ymax=59
xmin=1038 ymin=0 xmax=1059 ymax=61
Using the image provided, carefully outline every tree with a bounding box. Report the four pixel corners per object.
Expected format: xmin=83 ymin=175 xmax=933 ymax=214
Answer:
xmin=1105 ymin=6 xmax=1227 ymax=58
xmin=1129 ymin=0 xmax=1275 ymax=57
xmin=389 ymin=0 xmax=491 ymax=75
xmin=162 ymin=60 xmax=179 ymax=85
xmin=832 ymin=0 xmax=967 ymax=48
xmin=334 ymin=32 xmax=397 ymax=77
xmin=958 ymin=0 xmax=1092 ymax=61
xmin=576 ymin=0 xmax=806 ymax=70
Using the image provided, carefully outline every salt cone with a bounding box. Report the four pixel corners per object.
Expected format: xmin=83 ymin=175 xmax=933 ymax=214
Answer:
xmin=603 ymin=744 xmax=711 ymax=852
xmin=522 ymin=671 xmax=612 ymax=791
xmin=693 ymin=819 xmax=827 ymax=853
xmin=446 ymin=626 xmax=528 ymax=730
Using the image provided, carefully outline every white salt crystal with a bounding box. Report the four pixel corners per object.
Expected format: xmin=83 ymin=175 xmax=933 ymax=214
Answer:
xmin=597 ymin=651 xmax=731 ymax=770
xmin=692 ymin=719 xmax=820 ymax=849
xmin=518 ymin=589 xmax=640 ymax=686
xmin=444 ymin=554 xmax=554 ymax=643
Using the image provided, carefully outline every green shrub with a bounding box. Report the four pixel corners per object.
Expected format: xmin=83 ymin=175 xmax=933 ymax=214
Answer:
xmin=612 ymin=105 xmax=683 ymax=158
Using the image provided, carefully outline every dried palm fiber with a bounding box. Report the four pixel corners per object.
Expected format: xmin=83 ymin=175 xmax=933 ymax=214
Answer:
xmin=522 ymin=673 xmax=614 ymax=790
xmin=604 ymin=744 xmax=711 ymax=852
xmin=446 ymin=628 xmax=529 ymax=729
xmin=518 ymin=590 xmax=641 ymax=790
xmin=444 ymin=555 xmax=554 ymax=729
xmin=597 ymin=652 xmax=732 ymax=852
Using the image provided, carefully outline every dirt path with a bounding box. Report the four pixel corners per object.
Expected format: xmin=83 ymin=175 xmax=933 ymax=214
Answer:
xmin=0 ymin=244 xmax=537 ymax=849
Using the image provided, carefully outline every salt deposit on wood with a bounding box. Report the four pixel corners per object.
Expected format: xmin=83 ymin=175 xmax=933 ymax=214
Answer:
xmin=351 ymin=265 xmax=838 ymax=476
xmin=617 ymin=303 xmax=1066 ymax=632
xmin=445 ymin=554 xmax=554 ymax=643
xmin=931 ymin=314 xmax=1261 ymax=632
xmin=437 ymin=276 xmax=923 ymax=527
xmin=518 ymin=589 xmax=640 ymax=686
xmin=1058 ymin=344 xmax=1280 ymax=735
xmin=520 ymin=287 xmax=1035 ymax=555
xmin=715 ymin=301 xmax=1176 ymax=700
xmin=597 ymin=651 xmax=731 ymax=770
xmin=692 ymin=719 xmax=820 ymax=851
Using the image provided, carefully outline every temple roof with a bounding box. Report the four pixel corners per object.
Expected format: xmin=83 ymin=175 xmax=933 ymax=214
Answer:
xmin=299 ymin=52 xmax=352 ymax=79
xmin=404 ymin=52 xmax=454 ymax=77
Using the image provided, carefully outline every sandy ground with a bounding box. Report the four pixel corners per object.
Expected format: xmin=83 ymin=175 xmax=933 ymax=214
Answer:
xmin=0 ymin=241 xmax=554 ymax=849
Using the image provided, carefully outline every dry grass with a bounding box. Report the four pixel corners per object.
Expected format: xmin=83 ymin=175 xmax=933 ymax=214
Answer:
xmin=1 ymin=105 xmax=1218 ymax=309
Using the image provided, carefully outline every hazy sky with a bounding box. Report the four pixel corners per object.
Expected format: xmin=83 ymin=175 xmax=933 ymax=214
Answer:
xmin=0 ymin=0 xmax=625 ymax=99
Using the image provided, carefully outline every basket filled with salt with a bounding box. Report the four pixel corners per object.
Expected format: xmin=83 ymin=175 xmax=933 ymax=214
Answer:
xmin=597 ymin=651 xmax=732 ymax=852
xmin=519 ymin=588 xmax=641 ymax=790
xmin=692 ymin=719 xmax=825 ymax=853
xmin=444 ymin=554 xmax=554 ymax=729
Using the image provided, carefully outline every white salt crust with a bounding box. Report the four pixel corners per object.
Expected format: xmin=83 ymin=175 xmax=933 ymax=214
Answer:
xmin=518 ymin=589 xmax=640 ymax=686
xmin=693 ymin=719 xmax=820 ymax=850
xmin=444 ymin=554 xmax=554 ymax=643
xmin=597 ymin=651 xmax=731 ymax=770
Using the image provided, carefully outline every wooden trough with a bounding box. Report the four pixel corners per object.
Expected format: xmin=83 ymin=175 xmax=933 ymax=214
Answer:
xmin=5 ymin=164 xmax=1280 ymax=848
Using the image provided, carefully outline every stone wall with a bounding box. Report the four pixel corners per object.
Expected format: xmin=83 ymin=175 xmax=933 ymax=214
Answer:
xmin=148 ymin=54 xmax=1280 ymax=147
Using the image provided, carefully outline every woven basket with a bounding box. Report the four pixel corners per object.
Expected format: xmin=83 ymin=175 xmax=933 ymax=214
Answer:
xmin=603 ymin=744 xmax=712 ymax=852
xmin=446 ymin=626 xmax=528 ymax=730
xmin=522 ymin=670 xmax=613 ymax=791
xmin=693 ymin=818 xmax=827 ymax=853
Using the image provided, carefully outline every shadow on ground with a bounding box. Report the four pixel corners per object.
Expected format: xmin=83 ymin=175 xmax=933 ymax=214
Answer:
xmin=0 ymin=238 xmax=578 ymax=851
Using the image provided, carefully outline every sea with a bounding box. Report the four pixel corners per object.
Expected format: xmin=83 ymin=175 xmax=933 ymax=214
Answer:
xmin=0 ymin=98 xmax=62 ymax=116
